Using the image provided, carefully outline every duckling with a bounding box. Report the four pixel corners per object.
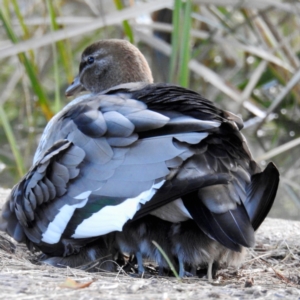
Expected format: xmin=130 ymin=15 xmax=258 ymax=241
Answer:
xmin=115 ymin=215 xmax=174 ymax=275
xmin=0 ymin=39 xmax=279 ymax=273
xmin=170 ymin=220 xmax=246 ymax=280
xmin=41 ymin=235 xmax=116 ymax=272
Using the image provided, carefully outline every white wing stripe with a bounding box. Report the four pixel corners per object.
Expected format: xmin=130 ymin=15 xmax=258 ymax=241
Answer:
xmin=72 ymin=180 xmax=165 ymax=238
xmin=42 ymin=199 xmax=88 ymax=244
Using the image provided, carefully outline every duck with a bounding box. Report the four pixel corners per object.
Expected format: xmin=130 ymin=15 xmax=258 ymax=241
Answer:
xmin=0 ymin=39 xmax=279 ymax=276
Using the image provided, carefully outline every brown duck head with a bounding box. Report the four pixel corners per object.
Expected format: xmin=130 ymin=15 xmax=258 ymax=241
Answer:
xmin=65 ymin=39 xmax=153 ymax=96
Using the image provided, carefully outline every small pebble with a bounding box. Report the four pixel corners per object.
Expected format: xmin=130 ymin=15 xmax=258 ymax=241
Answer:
xmin=208 ymin=292 xmax=220 ymax=298
xmin=253 ymin=290 xmax=263 ymax=298
xmin=244 ymin=278 xmax=254 ymax=288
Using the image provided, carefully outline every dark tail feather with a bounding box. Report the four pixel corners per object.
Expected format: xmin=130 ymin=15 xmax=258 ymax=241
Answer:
xmin=245 ymin=162 xmax=280 ymax=231
xmin=134 ymin=173 xmax=232 ymax=220
xmin=183 ymin=191 xmax=254 ymax=252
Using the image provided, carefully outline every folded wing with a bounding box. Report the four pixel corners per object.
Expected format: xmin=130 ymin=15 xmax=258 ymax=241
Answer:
xmin=0 ymin=83 xmax=279 ymax=257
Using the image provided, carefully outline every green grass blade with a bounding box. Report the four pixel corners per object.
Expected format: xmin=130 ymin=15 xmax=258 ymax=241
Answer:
xmin=113 ymin=0 xmax=134 ymax=43
xmin=1 ymin=3 xmax=17 ymax=43
xmin=10 ymin=0 xmax=35 ymax=68
xmin=0 ymin=8 xmax=53 ymax=120
xmin=0 ymin=106 xmax=25 ymax=177
xmin=51 ymin=39 xmax=61 ymax=113
xmin=122 ymin=20 xmax=134 ymax=44
xmin=152 ymin=240 xmax=180 ymax=280
xmin=169 ymin=0 xmax=182 ymax=83
xmin=46 ymin=0 xmax=61 ymax=113
xmin=46 ymin=0 xmax=74 ymax=84
xmin=11 ymin=0 xmax=30 ymax=38
xmin=179 ymin=0 xmax=192 ymax=87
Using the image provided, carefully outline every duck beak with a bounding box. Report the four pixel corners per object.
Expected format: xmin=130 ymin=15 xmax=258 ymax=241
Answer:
xmin=65 ymin=76 xmax=86 ymax=97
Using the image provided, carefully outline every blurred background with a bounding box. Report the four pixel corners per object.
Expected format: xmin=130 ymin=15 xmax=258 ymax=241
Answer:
xmin=0 ymin=0 xmax=299 ymax=220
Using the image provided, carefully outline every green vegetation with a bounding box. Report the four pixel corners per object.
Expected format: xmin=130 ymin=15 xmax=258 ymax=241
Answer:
xmin=152 ymin=241 xmax=180 ymax=279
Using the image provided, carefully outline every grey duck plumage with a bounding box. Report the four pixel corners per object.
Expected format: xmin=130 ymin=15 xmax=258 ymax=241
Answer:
xmin=0 ymin=39 xmax=279 ymax=277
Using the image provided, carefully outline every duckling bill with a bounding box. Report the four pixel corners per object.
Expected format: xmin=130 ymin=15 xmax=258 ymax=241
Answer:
xmin=0 ymin=39 xmax=279 ymax=276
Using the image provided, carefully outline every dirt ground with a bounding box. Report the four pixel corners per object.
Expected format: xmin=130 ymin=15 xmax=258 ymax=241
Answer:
xmin=0 ymin=187 xmax=299 ymax=300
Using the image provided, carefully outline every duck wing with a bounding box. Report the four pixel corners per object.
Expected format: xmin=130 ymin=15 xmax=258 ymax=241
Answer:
xmin=0 ymin=83 xmax=279 ymax=256
xmin=0 ymin=83 xmax=224 ymax=255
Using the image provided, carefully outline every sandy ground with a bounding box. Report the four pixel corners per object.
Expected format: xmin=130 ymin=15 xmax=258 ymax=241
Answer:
xmin=0 ymin=187 xmax=299 ymax=300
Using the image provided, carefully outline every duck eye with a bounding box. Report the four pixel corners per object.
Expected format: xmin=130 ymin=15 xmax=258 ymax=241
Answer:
xmin=87 ymin=56 xmax=94 ymax=64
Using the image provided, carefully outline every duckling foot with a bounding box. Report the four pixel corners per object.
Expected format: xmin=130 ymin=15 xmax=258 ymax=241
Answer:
xmin=178 ymin=259 xmax=194 ymax=277
xmin=207 ymin=262 xmax=213 ymax=282
xmin=197 ymin=261 xmax=219 ymax=280
xmin=182 ymin=270 xmax=194 ymax=277
xmin=206 ymin=261 xmax=219 ymax=282
xmin=135 ymin=252 xmax=145 ymax=274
